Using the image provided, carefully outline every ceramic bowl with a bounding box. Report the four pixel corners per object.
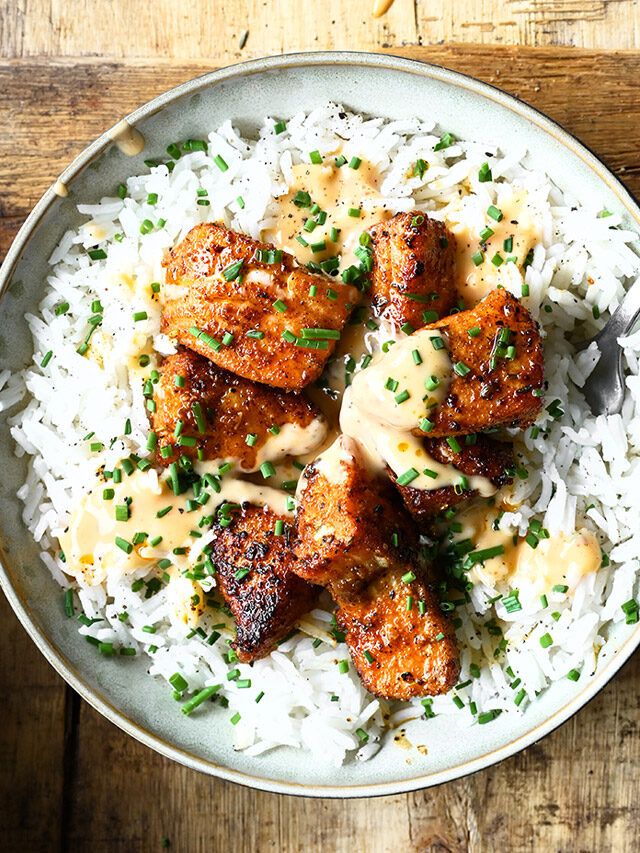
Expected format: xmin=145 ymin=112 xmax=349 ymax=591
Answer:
xmin=1 ymin=52 xmax=638 ymax=797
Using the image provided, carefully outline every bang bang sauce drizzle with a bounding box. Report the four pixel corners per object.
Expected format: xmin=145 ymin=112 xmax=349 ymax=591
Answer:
xmin=263 ymin=156 xmax=392 ymax=268
xmin=340 ymin=330 xmax=494 ymax=495
xmin=449 ymin=190 xmax=543 ymax=304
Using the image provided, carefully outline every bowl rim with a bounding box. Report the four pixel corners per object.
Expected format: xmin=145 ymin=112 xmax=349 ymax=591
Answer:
xmin=1 ymin=49 xmax=639 ymax=798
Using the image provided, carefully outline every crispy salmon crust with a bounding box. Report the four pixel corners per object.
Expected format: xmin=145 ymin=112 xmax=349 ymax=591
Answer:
xmin=293 ymin=437 xmax=460 ymax=699
xmin=369 ymin=212 xmax=457 ymax=331
xmin=293 ymin=437 xmax=418 ymax=597
xmin=390 ymin=435 xmax=514 ymax=519
xmin=336 ymin=568 xmax=460 ymax=700
xmin=151 ymin=348 xmax=325 ymax=468
xmin=209 ymin=505 xmax=318 ymax=663
xmin=161 ymin=223 xmax=359 ymax=391
xmin=419 ymin=288 xmax=544 ymax=436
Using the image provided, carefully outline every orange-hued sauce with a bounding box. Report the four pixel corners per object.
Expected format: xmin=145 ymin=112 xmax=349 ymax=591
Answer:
xmin=108 ymin=119 xmax=146 ymax=156
xmin=454 ymin=506 xmax=602 ymax=597
xmin=263 ymin=158 xmax=392 ymax=268
xmin=59 ymin=469 xmax=292 ymax=587
xmin=372 ymin=0 xmax=396 ymax=16
xmin=447 ymin=191 xmax=542 ymax=303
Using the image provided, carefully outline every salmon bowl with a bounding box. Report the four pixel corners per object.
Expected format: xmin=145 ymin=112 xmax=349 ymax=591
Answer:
xmin=0 ymin=52 xmax=639 ymax=796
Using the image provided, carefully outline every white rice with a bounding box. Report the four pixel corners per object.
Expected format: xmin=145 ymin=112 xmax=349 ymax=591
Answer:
xmin=6 ymin=103 xmax=640 ymax=765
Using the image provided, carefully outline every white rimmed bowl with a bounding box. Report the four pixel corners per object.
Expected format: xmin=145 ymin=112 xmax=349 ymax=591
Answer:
xmin=1 ymin=52 xmax=638 ymax=797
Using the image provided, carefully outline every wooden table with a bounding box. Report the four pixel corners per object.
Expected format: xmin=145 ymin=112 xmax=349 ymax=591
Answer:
xmin=2 ymin=4 xmax=640 ymax=851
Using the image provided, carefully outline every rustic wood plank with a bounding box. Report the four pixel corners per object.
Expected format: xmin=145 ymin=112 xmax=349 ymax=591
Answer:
xmin=2 ymin=46 xmax=640 ymax=853
xmin=56 ymin=652 xmax=640 ymax=852
xmin=2 ymin=0 xmax=640 ymax=59
xmin=3 ymin=45 xmax=640 ymax=258
xmin=0 ymin=593 xmax=67 ymax=851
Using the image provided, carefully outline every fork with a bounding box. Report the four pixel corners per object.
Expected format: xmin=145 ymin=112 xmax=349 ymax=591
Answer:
xmin=581 ymin=278 xmax=640 ymax=415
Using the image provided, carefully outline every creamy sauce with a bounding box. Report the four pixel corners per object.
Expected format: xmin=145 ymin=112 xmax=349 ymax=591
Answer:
xmin=253 ymin=419 xmax=328 ymax=470
xmin=84 ymin=221 xmax=108 ymax=243
xmin=108 ymin=119 xmax=146 ymax=156
xmin=448 ymin=191 xmax=542 ymax=303
xmin=455 ymin=505 xmax=602 ymax=598
xmin=372 ymin=0 xmax=395 ymax=16
xmin=308 ymin=434 xmax=360 ymax=486
xmin=393 ymin=729 xmax=413 ymax=751
xmin=339 ymin=330 xmax=494 ymax=495
xmin=170 ymin=574 xmax=206 ymax=627
xmin=60 ymin=468 xmax=292 ymax=587
xmin=53 ymin=179 xmax=68 ymax=198
xmin=263 ymin=158 xmax=392 ymax=268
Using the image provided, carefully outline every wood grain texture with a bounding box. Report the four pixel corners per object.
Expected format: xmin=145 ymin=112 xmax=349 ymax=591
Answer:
xmin=2 ymin=0 xmax=640 ymax=57
xmin=2 ymin=44 xmax=640 ymax=853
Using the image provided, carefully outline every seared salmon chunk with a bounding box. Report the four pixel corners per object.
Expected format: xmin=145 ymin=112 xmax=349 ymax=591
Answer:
xmin=151 ymin=348 xmax=326 ymax=468
xmin=161 ymin=223 xmax=359 ymax=391
xmin=369 ymin=212 xmax=457 ymax=331
xmin=336 ymin=567 xmax=460 ymax=700
xmin=293 ymin=436 xmax=417 ymax=598
xmin=209 ymin=504 xmax=318 ymax=662
xmin=293 ymin=436 xmax=460 ymax=699
xmin=419 ymin=288 xmax=544 ymax=436
xmin=390 ymin=435 xmax=514 ymax=519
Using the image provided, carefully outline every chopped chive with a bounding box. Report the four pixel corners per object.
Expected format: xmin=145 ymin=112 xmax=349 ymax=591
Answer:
xmin=169 ymin=672 xmax=188 ymax=692
xmin=567 ymin=669 xmax=580 ymax=682
xmin=414 ymin=158 xmax=428 ymax=179
xmin=115 ymin=536 xmax=132 ymax=554
xmin=419 ymin=418 xmax=434 ymax=434
xmin=396 ymin=467 xmax=419 ymax=486
xmin=40 ymin=350 xmax=53 ymax=368
xmin=433 ymin=132 xmax=455 ymax=151
xmin=479 ymin=226 xmax=494 ymax=242
xmin=214 ymin=154 xmax=229 ymax=172
xmin=478 ymin=161 xmax=492 ymax=182
xmin=222 ymin=259 xmax=244 ymax=281
xmin=401 ymin=571 xmax=416 ymax=584
xmin=273 ymin=120 xmax=286 ymax=134
xmin=453 ymin=361 xmax=470 ymax=377
xmin=539 ymin=633 xmax=553 ymax=648
xmin=487 ymin=205 xmax=503 ymax=222
xmin=348 ymin=156 xmax=362 ymax=170
xmin=88 ymin=248 xmax=107 ymax=260
xmin=337 ymin=660 xmax=349 ymax=674
xmin=348 ymin=207 xmax=361 ymax=218
xmin=395 ymin=389 xmax=410 ymax=404
xmin=273 ymin=299 xmax=287 ymax=313
xmin=471 ymin=251 xmax=484 ymax=266
xmin=181 ymin=684 xmax=221 ymax=716
xmin=260 ymin=461 xmax=275 ymax=479
xmin=478 ymin=710 xmax=502 ymax=724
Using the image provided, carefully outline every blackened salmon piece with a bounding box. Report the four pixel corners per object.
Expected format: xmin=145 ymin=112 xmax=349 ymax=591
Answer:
xmin=209 ymin=505 xmax=318 ymax=663
xmin=369 ymin=212 xmax=457 ymax=331
xmin=390 ymin=434 xmax=514 ymax=519
xmin=416 ymin=289 xmax=544 ymax=436
xmin=152 ymin=348 xmax=325 ymax=468
xmin=161 ymin=223 xmax=359 ymax=391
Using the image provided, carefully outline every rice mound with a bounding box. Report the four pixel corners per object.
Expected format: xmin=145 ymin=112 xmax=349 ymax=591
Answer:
xmin=4 ymin=103 xmax=640 ymax=765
